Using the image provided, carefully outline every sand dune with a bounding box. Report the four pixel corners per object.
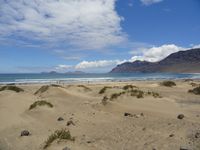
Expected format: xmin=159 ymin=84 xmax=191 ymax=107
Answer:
xmin=0 ymin=81 xmax=200 ymax=150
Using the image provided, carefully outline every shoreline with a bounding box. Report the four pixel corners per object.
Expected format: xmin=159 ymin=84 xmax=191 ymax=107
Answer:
xmin=0 ymin=78 xmax=200 ymax=86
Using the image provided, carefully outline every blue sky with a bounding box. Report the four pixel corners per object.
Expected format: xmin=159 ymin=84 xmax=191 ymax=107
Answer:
xmin=0 ymin=0 xmax=199 ymax=73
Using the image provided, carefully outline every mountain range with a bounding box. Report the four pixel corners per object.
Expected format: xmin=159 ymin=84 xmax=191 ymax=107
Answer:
xmin=110 ymin=48 xmax=200 ymax=73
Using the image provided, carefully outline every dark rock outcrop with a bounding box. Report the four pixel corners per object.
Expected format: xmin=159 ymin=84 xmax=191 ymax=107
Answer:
xmin=110 ymin=48 xmax=200 ymax=73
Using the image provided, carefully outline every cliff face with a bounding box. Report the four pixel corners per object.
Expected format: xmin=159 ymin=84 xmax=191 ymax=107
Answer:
xmin=110 ymin=48 xmax=200 ymax=73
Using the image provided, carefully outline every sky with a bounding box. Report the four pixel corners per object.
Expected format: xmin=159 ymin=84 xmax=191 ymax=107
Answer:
xmin=0 ymin=0 xmax=200 ymax=73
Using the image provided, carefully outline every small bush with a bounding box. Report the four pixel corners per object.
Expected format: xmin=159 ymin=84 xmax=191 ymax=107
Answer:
xmin=147 ymin=91 xmax=162 ymax=98
xmin=99 ymin=86 xmax=111 ymax=94
xmin=77 ymin=85 xmax=91 ymax=91
xmin=29 ymin=100 xmax=53 ymax=110
xmin=0 ymin=85 xmax=24 ymax=93
xmin=110 ymin=91 xmax=125 ymax=100
xmin=50 ymin=84 xmax=63 ymax=88
xmin=43 ymin=129 xmax=74 ymax=149
xmin=123 ymin=85 xmax=137 ymax=90
xmin=34 ymin=85 xmax=49 ymax=95
xmin=102 ymin=96 xmax=108 ymax=105
xmin=136 ymin=91 xmax=144 ymax=98
xmin=129 ymin=89 xmax=144 ymax=98
xmin=190 ymin=82 xmax=199 ymax=87
xmin=188 ymin=86 xmax=200 ymax=95
xmin=160 ymin=81 xmax=176 ymax=87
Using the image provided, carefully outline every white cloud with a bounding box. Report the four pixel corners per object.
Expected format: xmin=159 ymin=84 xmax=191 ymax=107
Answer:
xmin=192 ymin=44 xmax=200 ymax=49
xmin=140 ymin=0 xmax=163 ymax=5
xmin=0 ymin=0 xmax=126 ymax=50
xmin=55 ymin=64 xmax=72 ymax=71
xmin=130 ymin=44 xmax=186 ymax=62
xmin=75 ymin=60 xmax=122 ymax=69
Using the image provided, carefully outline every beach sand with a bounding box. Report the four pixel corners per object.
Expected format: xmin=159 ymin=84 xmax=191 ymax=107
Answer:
xmin=0 ymin=80 xmax=200 ymax=150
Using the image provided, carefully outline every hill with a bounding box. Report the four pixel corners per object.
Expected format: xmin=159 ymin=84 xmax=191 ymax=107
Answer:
xmin=110 ymin=48 xmax=200 ymax=73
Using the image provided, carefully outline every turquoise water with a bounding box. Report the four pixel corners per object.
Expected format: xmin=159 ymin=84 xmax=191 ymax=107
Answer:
xmin=0 ymin=73 xmax=200 ymax=84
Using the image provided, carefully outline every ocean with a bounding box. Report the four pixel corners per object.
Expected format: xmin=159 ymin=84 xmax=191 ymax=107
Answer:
xmin=0 ymin=73 xmax=200 ymax=84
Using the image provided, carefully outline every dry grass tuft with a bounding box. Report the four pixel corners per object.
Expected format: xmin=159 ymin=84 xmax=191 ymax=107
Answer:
xmin=34 ymin=85 xmax=49 ymax=95
xmin=29 ymin=100 xmax=53 ymax=110
xmin=123 ymin=85 xmax=137 ymax=90
xmin=77 ymin=85 xmax=92 ymax=91
xmin=43 ymin=129 xmax=74 ymax=149
xmin=188 ymin=86 xmax=200 ymax=95
xmin=160 ymin=81 xmax=176 ymax=87
xmin=99 ymin=86 xmax=112 ymax=94
xmin=0 ymin=85 xmax=24 ymax=93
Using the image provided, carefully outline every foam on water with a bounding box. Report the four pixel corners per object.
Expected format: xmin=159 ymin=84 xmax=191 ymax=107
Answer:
xmin=0 ymin=73 xmax=200 ymax=84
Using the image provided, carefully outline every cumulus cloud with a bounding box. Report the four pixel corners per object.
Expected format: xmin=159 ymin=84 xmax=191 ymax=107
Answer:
xmin=75 ymin=60 xmax=122 ymax=70
xmin=0 ymin=0 xmax=126 ymax=50
xmin=55 ymin=64 xmax=72 ymax=71
xmin=192 ymin=44 xmax=200 ymax=49
xmin=130 ymin=44 xmax=186 ymax=62
xmin=140 ymin=0 xmax=163 ymax=5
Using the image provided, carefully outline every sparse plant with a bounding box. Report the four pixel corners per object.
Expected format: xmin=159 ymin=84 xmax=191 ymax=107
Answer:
xmin=99 ymin=86 xmax=111 ymax=94
xmin=34 ymin=85 xmax=49 ymax=95
xmin=137 ymin=91 xmax=144 ymax=98
xmin=102 ymin=96 xmax=108 ymax=105
xmin=190 ymin=82 xmax=199 ymax=87
xmin=29 ymin=100 xmax=53 ymax=110
xmin=188 ymin=86 xmax=200 ymax=95
xmin=129 ymin=89 xmax=144 ymax=98
xmin=123 ymin=85 xmax=137 ymax=90
xmin=50 ymin=84 xmax=63 ymax=88
xmin=43 ymin=129 xmax=74 ymax=149
xmin=77 ymin=85 xmax=91 ymax=91
xmin=0 ymin=85 xmax=24 ymax=93
xmin=147 ymin=91 xmax=162 ymax=98
xmin=110 ymin=91 xmax=126 ymax=100
xmin=160 ymin=81 xmax=176 ymax=87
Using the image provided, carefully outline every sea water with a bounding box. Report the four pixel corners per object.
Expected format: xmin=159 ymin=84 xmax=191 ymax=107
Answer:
xmin=0 ymin=73 xmax=200 ymax=84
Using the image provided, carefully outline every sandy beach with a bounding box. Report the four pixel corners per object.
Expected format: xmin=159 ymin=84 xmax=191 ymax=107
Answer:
xmin=0 ymin=80 xmax=200 ymax=150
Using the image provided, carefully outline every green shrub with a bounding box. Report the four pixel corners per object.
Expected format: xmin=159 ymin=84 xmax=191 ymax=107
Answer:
xmin=190 ymin=82 xmax=199 ymax=87
xmin=160 ymin=81 xmax=176 ymax=87
xmin=34 ymin=85 xmax=49 ymax=95
xmin=99 ymin=86 xmax=111 ymax=94
xmin=50 ymin=84 xmax=63 ymax=88
xmin=110 ymin=91 xmax=125 ymax=100
xmin=188 ymin=86 xmax=200 ymax=95
xmin=29 ymin=100 xmax=53 ymax=110
xmin=129 ymin=89 xmax=144 ymax=98
xmin=102 ymin=96 xmax=108 ymax=105
xmin=43 ymin=129 xmax=74 ymax=149
xmin=147 ymin=91 xmax=162 ymax=98
xmin=77 ymin=85 xmax=91 ymax=91
xmin=0 ymin=85 xmax=24 ymax=93
xmin=123 ymin=85 xmax=137 ymax=90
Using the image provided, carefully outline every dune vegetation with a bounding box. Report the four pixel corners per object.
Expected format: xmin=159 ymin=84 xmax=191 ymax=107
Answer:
xmin=77 ymin=85 xmax=92 ymax=91
xmin=188 ymin=86 xmax=200 ymax=95
xmin=99 ymin=86 xmax=112 ymax=94
xmin=160 ymin=81 xmax=176 ymax=87
xmin=43 ymin=129 xmax=74 ymax=149
xmin=29 ymin=100 xmax=53 ymax=110
xmin=34 ymin=85 xmax=49 ymax=95
xmin=0 ymin=85 xmax=24 ymax=93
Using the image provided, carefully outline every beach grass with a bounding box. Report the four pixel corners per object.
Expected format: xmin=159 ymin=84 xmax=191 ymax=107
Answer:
xmin=29 ymin=100 xmax=53 ymax=110
xmin=99 ymin=86 xmax=112 ymax=94
xmin=77 ymin=85 xmax=92 ymax=91
xmin=43 ymin=129 xmax=74 ymax=149
xmin=188 ymin=86 xmax=200 ymax=95
xmin=34 ymin=85 xmax=49 ymax=95
xmin=0 ymin=85 xmax=24 ymax=93
xmin=160 ymin=81 xmax=176 ymax=87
